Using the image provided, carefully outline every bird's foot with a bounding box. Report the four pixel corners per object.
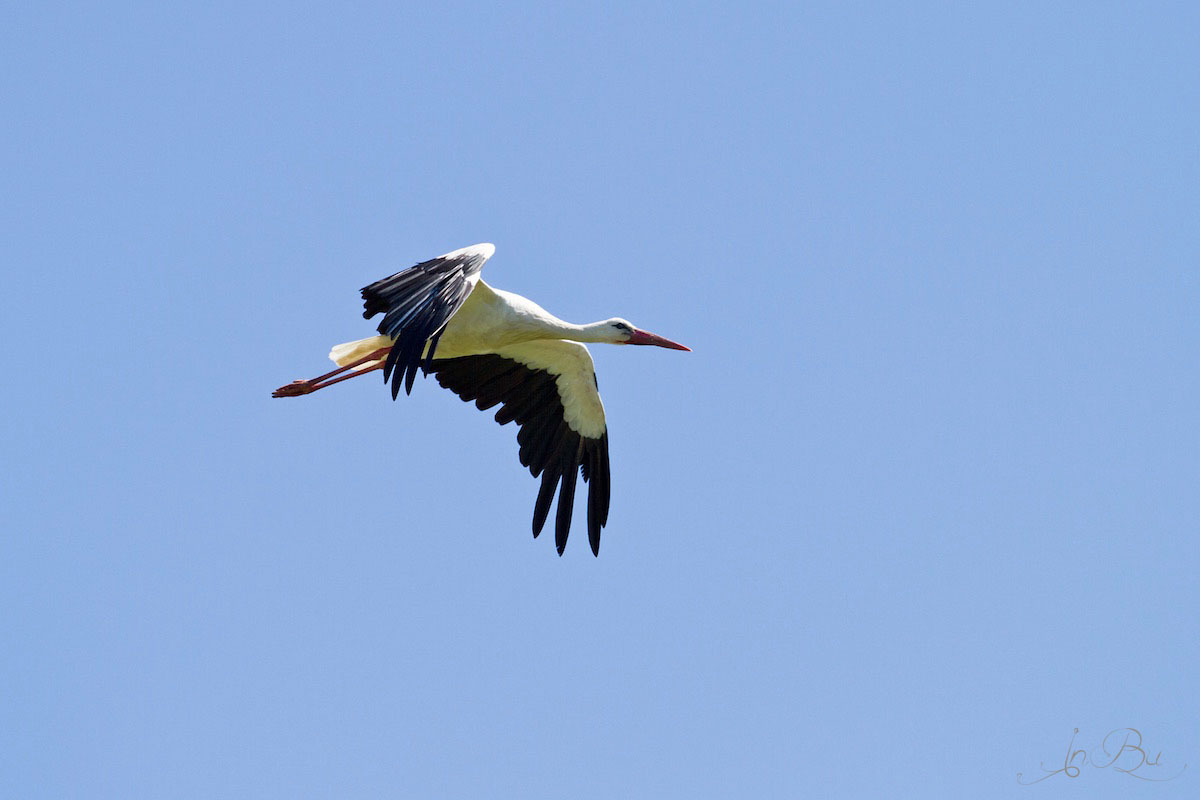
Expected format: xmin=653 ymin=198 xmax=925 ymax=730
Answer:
xmin=272 ymin=380 xmax=315 ymax=398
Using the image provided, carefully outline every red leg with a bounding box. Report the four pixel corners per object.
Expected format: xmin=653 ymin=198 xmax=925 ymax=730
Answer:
xmin=272 ymin=347 xmax=391 ymax=397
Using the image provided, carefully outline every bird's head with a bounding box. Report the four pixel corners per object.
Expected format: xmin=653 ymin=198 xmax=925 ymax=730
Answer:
xmin=605 ymin=318 xmax=690 ymax=350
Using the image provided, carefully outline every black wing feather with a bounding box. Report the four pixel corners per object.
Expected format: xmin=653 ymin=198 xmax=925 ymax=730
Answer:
xmin=361 ymin=249 xmax=489 ymax=398
xmin=533 ymin=463 xmax=561 ymax=537
xmin=554 ymin=439 xmax=582 ymax=555
xmin=430 ymin=354 xmax=610 ymax=556
xmin=582 ymin=434 xmax=610 ymax=555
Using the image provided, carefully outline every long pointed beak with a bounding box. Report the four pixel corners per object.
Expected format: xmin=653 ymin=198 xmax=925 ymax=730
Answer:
xmin=628 ymin=329 xmax=691 ymax=351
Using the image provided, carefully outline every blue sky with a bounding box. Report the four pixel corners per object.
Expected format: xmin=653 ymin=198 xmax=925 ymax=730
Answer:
xmin=2 ymin=2 xmax=1197 ymax=797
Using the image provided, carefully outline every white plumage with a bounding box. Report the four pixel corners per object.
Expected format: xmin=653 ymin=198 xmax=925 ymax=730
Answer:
xmin=274 ymin=243 xmax=689 ymax=556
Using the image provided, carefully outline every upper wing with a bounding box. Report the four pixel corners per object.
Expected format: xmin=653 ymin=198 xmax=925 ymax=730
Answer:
xmin=429 ymin=341 xmax=611 ymax=556
xmin=360 ymin=243 xmax=495 ymax=398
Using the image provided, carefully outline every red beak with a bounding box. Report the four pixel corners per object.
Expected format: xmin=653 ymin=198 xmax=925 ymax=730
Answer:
xmin=627 ymin=329 xmax=691 ymax=351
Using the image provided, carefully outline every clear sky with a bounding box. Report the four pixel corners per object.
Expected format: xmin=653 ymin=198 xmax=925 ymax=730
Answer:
xmin=2 ymin=2 xmax=1197 ymax=798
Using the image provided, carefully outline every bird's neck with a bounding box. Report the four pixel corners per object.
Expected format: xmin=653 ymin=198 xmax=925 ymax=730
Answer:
xmin=492 ymin=287 xmax=619 ymax=345
xmin=554 ymin=320 xmax=619 ymax=344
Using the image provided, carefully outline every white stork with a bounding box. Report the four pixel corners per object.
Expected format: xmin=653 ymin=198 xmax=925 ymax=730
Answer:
xmin=273 ymin=243 xmax=689 ymax=556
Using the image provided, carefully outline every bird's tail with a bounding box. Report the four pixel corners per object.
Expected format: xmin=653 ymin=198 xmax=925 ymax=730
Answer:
xmin=329 ymin=335 xmax=393 ymax=367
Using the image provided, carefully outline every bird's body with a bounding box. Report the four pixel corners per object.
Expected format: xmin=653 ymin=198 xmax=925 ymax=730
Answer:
xmin=328 ymin=277 xmax=610 ymax=437
xmin=274 ymin=243 xmax=688 ymax=556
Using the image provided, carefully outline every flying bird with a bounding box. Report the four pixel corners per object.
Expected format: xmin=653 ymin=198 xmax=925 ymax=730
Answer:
xmin=273 ymin=243 xmax=689 ymax=556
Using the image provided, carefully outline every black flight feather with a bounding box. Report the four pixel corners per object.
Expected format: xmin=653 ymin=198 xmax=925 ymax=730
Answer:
xmin=429 ymin=354 xmax=610 ymax=556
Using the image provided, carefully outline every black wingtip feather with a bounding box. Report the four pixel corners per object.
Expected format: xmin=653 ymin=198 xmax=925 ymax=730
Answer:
xmin=554 ymin=439 xmax=582 ymax=555
xmin=533 ymin=466 xmax=560 ymax=537
xmin=404 ymin=362 xmax=418 ymax=395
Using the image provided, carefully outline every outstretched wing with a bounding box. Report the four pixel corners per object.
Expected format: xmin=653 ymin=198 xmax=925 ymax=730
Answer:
xmin=360 ymin=243 xmax=495 ymax=398
xmin=429 ymin=341 xmax=611 ymax=556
